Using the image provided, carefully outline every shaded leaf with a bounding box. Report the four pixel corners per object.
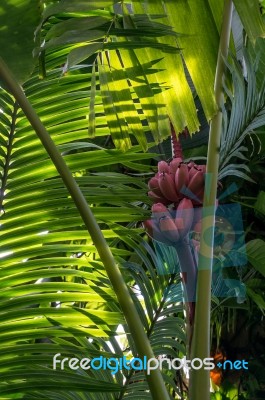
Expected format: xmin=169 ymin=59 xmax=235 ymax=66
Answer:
xmin=246 ymin=239 xmax=265 ymax=277
xmin=233 ymin=0 xmax=265 ymax=42
xmin=254 ymin=190 xmax=265 ymax=216
xmin=0 ymin=0 xmax=41 ymax=83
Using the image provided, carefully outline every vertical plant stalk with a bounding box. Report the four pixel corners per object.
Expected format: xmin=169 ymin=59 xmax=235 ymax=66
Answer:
xmin=189 ymin=1 xmax=233 ymax=399
xmin=171 ymin=124 xmax=183 ymax=159
xmin=175 ymin=238 xmax=197 ymax=356
xmin=0 ymin=59 xmax=171 ymax=400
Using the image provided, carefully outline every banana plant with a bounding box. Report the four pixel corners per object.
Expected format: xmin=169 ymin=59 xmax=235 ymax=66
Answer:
xmin=1 ymin=1 xmax=265 ymax=399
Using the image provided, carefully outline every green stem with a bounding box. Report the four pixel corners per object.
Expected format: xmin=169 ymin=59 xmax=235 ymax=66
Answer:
xmin=0 ymin=58 xmax=170 ymax=400
xmin=175 ymin=238 xmax=197 ymax=357
xmin=189 ymin=1 xmax=233 ymax=399
xmin=175 ymin=238 xmax=197 ymax=306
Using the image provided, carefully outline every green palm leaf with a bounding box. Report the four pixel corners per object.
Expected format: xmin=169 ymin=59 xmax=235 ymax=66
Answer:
xmin=219 ymin=49 xmax=265 ymax=181
xmin=2 ymin=1 xmax=265 ymax=398
xmin=0 ymin=63 xmax=158 ymax=397
xmin=0 ymin=0 xmax=41 ymax=83
xmin=37 ymin=1 xmax=199 ymax=149
xmin=115 ymin=238 xmax=186 ymax=399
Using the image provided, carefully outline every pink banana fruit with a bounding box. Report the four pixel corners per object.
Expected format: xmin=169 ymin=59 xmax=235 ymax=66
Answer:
xmin=157 ymin=160 xmax=170 ymax=174
xmin=143 ymin=219 xmax=174 ymax=245
xmin=148 ymin=176 xmax=164 ymax=197
xmin=148 ymin=191 xmax=170 ymax=205
xmin=175 ymin=198 xmax=194 ymax=238
xmin=187 ymin=161 xmax=195 ymax=169
xmin=151 ymin=202 xmax=169 ymax=216
xmin=187 ymin=170 xmax=204 ymax=197
xmin=174 ymin=163 xmax=189 ymax=194
xmin=197 ymin=164 xmax=206 ymax=173
xmin=158 ymin=172 xmax=179 ymax=202
xmin=152 ymin=203 xmax=179 ymax=242
xmin=188 ymin=166 xmax=200 ymax=180
xmin=192 ymin=220 xmax=202 ymax=233
xmin=159 ymin=216 xmax=180 ymax=242
xmin=143 ymin=219 xmax=155 ymax=238
xmin=169 ymin=157 xmax=183 ymax=175
xmin=152 ymin=202 xmax=170 ymax=216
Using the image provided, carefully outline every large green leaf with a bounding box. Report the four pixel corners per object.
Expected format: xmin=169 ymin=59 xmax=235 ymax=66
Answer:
xmin=0 ymin=59 xmax=188 ymax=397
xmin=3 ymin=2 xmax=265 ymax=398
xmin=161 ymin=0 xmax=220 ymax=122
xmin=233 ymin=0 xmax=265 ymax=42
xmin=43 ymin=0 xmax=265 ymax=155
xmin=115 ymin=238 xmax=186 ymax=398
xmin=0 ymin=64 xmax=153 ymax=397
xmin=38 ymin=1 xmax=200 ymax=150
xmin=254 ymin=191 xmax=265 ymax=216
xmin=219 ymin=48 xmax=265 ymax=181
xmin=0 ymin=0 xmax=41 ymax=83
xmin=246 ymin=239 xmax=265 ymax=277
xmin=247 ymin=287 xmax=265 ymax=312
xmin=129 ymin=1 xmax=200 ymax=134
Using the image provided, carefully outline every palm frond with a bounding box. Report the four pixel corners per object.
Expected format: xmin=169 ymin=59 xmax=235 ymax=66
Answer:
xmin=38 ymin=0 xmax=213 ymax=149
xmin=0 ymin=56 xmax=188 ymax=397
xmin=0 ymin=64 xmax=158 ymax=397
xmin=115 ymin=238 xmax=186 ymax=399
xmin=219 ymin=48 xmax=265 ymax=181
xmin=0 ymin=0 xmax=41 ymax=83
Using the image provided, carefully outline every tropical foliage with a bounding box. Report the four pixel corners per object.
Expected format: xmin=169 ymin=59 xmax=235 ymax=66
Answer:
xmin=0 ymin=0 xmax=265 ymax=399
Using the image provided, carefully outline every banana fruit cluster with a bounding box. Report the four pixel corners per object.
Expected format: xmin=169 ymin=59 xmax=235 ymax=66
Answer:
xmin=144 ymin=200 xmax=202 ymax=246
xmin=148 ymin=158 xmax=206 ymax=207
xmin=145 ymin=158 xmax=206 ymax=245
xmin=144 ymin=157 xmax=209 ymax=309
